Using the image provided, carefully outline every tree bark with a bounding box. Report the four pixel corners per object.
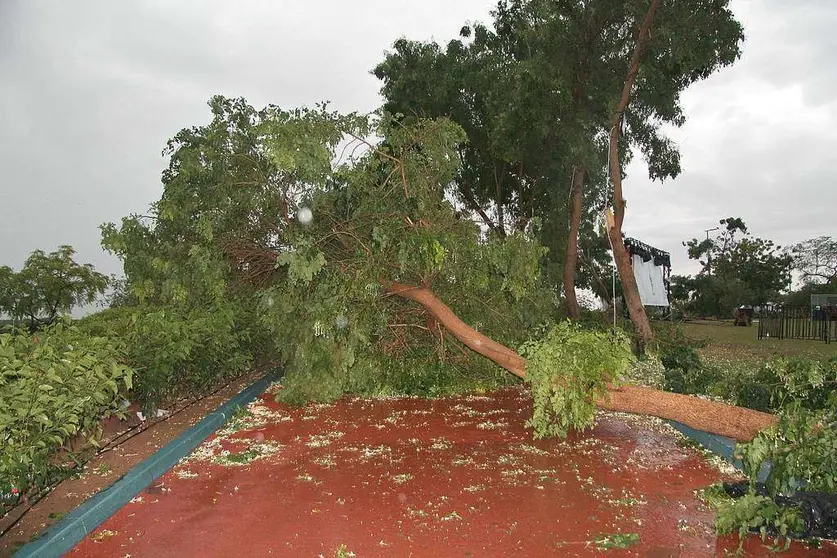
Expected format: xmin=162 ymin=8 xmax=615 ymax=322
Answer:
xmin=606 ymin=211 xmax=654 ymax=350
xmin=383 ymin=281 xmax=526 ymax=375
xmin=495 ymin=162 xmax=506 ymax=233
xmin=563 ymin=166 xmax=585 ymax=320
xmin=606 ymin=0 xmax=661 ymax=350
xmin=383 ymin=280 xmax=776 ymax=442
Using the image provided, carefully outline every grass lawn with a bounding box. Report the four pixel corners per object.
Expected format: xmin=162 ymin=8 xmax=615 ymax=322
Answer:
xmin=680 ymin=320 xmax=837 ymax=363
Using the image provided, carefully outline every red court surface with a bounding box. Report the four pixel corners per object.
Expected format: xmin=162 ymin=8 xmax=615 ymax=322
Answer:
xmin=69 ymin=387 xmax=834 ymax=557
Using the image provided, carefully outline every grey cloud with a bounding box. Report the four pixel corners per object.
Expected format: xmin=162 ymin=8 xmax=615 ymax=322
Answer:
xmin=1 ymin=0 xmax=834 ymax=302
xmin=624 ymin=0 xmax=836 ymax=278
xmin=0 ymin=0 xmax=496 ymax=284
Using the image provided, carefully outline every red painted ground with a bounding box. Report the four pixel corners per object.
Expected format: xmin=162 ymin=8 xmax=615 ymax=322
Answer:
xmin=69 ymin=387 xmax=834 ymax=557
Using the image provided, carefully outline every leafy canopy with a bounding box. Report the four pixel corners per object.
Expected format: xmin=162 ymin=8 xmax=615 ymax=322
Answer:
xmin=101 ymin=96 xmax=556 ymax=407
xmin=789 ymin=236 xmax=837 ymax=286
xmin=0 ymin=245 xmax=108 ymax=329
xmin=674 ymin=217 xmax=793 ymax=316
xmin=374 ymin=0 xmax=744 ymax=292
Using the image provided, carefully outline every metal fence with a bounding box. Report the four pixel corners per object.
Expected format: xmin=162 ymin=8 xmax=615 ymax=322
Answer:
xmin=757 ymin=305 xmax=837 ymax=343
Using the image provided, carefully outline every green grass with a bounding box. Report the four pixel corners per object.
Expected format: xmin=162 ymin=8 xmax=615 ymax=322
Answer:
xmin=680 ymin=321 xmax=837 ymax=363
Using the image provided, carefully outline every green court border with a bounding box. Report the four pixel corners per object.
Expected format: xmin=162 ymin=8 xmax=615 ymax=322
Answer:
xmin=14 ymin=369 xmax=283 ymax=557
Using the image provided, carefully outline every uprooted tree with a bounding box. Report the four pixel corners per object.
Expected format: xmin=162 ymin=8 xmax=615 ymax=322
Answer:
xmin=102 ymin=95 xmax=775 ymax=442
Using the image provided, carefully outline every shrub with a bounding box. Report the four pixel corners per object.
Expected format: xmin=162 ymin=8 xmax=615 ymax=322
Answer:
xmin=659 ymin=343 xmax=711 ymax=394
xmin=79 ymin=301 xmax=265 ymax=413
xmin=0 ymin=322 xmax=133 ymax=499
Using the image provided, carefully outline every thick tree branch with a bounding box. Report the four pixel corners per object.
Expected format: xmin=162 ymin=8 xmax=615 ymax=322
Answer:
xmin=384 ymin=280 xmax=776 ymax=442
xmin=610 ymin=0 xmax=661 ymax=231
xmin=458 ymin=178 xmax=506 ymax=237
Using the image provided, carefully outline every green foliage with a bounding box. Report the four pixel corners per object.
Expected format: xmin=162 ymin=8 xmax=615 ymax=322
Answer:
xmin=763 ymin=357 xmax=837 ymax=411
xmin=594 ymin=532 xmax=641 ymax=550
xmin=520 ymin=322 xmax=632 ymax=438
xmin=741 ymin=402 xmax=837 ymax=496
xmin=713 ymin=490 xmax=803 ymax=550
xmin=79 ymin=303 xmax=255 ymax=413
xmin=659 ymin=338 xmax=836 ymax=413
xmin=98 ymin=97 xmax=555 ymax=410
xmin=711 ymin=400 xmax=836 ymax=549
xmin=679 ymin=217 xmax=794 ymax=317
xmin=659 ymin=334 xmax=837 ymax=545
xmin=659 ymin=343 xmax=724 ymax=395
xmin=275 ymin=239 xmax=328 ymax=287
xmin=696 ymin=356 xmax=837 ymax=547
xmin=374 ymin=0 xmax=744 ymax=299
xmin=0 ymin=322 xmax=132 ymax=499
xmin=0 ymin=246 xmax=109 ymax=329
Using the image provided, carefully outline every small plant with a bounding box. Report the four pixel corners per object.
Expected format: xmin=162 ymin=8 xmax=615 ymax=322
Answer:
xmin=593 ymin=532 xmax=640 ymax=550
xmin=222 ymin=449 xmax=262 ymax=465
xmin=333 ymin=543 xmax=355 ymax=557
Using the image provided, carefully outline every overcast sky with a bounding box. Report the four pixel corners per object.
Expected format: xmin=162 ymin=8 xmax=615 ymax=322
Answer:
xmin=1 ymin=0 xmax=835 ymax=295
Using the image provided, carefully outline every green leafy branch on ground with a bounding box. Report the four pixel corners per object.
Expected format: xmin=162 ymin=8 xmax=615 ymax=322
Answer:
xmin=520 ymin=322 xmax=633 ymax=438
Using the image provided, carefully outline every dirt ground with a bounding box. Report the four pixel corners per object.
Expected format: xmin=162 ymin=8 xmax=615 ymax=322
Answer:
xmin=0 ymin=370 xmax=264 ymax=557
xmin=66 ymin=386 xmax=834 ymax=557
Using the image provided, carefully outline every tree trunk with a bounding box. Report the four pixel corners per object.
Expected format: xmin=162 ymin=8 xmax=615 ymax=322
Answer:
xmin=563 ymin=166 xmax=585 ymax=320
xmin=606 ymin=211 xmax=654 ymax=351
xmin=383 ymin=280 xmax=776 ymax=442
xmin=605 ymin=0 xmax=661 ymax=350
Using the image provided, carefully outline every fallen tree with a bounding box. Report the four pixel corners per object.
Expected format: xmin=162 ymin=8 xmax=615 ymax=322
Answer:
xmin=384 ymin=281 xmax=775 ymax=441
xmin=103 ymin=97 xmax=775 ymax=448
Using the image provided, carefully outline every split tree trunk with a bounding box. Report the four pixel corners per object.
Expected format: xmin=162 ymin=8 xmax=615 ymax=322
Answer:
xmin=605 ymin=0 xmax=661 ymax=350
xmin=606 ymin=211 xmax=654 ymax=350
xmin=563 ymin=166 xmax=585 ymax=320
xmin=383 ymin=280 xmax=776 ymax=442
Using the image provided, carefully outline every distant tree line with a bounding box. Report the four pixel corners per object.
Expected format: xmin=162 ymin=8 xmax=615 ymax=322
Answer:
xmin=668 ymin=219 xmax=835 ymax=317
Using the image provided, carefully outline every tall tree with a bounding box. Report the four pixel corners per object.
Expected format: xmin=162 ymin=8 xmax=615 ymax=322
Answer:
xmin=603 ymin=0 xmax=661 ymax=349
xmin=0 ymin=246 xmax=108 ymax=329
xmin=790 ymin=236 xmax=837 ymax=285
xmin=679 ymin=218 xmax=793 ymax=316
xmin=374 ymin=0 xmax=744 ymax=326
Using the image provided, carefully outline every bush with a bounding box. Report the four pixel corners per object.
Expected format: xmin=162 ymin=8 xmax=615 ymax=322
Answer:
xmin=81 ymin=303 xmax=255 ymax=413
xmin=655 ymin=343 xmax=835 ymax=413
xmin=659 ymin=343 xmax=719 ymax=394
xmin=706 ymin=357 xmax=837 ymax=548
xmin=0 ymin=322 xmax=133 ymax=499
xmin=725 ymin=357 xmax=836 ymax=413
xmin=728 ymin=364 xmax=777 ymax=412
